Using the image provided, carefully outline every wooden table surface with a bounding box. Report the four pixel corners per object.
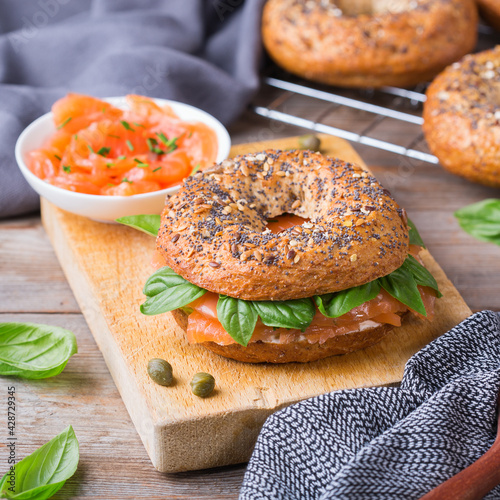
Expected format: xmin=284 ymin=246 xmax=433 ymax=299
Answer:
xmin=1 ymin=88 xmax=500 ymax=498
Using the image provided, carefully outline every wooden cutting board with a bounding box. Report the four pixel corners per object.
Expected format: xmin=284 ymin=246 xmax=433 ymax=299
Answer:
xmin=41 ymin=134 xmax=471 ymax=473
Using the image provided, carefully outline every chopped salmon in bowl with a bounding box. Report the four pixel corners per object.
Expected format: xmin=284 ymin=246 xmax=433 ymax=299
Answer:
xmin=15 ymin=94 xmax=231 ymax=222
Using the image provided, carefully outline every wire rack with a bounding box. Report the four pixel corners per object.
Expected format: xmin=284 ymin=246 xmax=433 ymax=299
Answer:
xmin=252 ymin=24 xmax=500 ymax=164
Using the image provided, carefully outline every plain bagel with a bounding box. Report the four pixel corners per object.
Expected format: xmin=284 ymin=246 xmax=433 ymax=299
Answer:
xmin=157 ymin=150 xmax=409 ymax=301
xmin=262 ymin=0 xmax=478 ymax=88
xmin=423 ymin=46 xmax=500 ymax=187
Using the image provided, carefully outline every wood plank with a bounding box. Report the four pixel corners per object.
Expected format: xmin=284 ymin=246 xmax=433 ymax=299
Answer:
xmin=0 ymin=313 xmax=245 ymax=500
xmin=0 ymin=215 xmax=41 ymax=229
xmin=0 ymin=225 xmax=79 ymax=313
xmin=40 ymin=134 xmax=471 ymax=473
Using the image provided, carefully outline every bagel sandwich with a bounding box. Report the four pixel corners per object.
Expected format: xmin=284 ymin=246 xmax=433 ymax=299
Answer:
xmin=141 ymin=150 xmax=441 ymax=363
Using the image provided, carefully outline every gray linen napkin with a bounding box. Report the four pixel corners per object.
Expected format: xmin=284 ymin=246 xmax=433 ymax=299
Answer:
xmin=0 ymin=0 xmax=264 ymax=218
xmin=240 ymin=311 xmax=500 ymax=500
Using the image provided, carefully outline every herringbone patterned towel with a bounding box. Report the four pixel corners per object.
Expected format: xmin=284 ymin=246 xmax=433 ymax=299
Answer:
xmin=240 ymin=311 xmax=500 ymax=500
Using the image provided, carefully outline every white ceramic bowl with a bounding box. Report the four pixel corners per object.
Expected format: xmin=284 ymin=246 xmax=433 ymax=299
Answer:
xmin=15 ymin=97 xmax=231 ymax=222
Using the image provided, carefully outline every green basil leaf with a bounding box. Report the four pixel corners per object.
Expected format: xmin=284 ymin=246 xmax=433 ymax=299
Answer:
xmin=315 ymin=281 xmax=381 ymax=318
xmin=115 ymin=214 xmax=161 ymax=237
xmin=0 ymin=323 xmax=77 ymax=379
xmin=454 ymin=199 xmax=500 ymax=245
xmin=0 ymin=425 xmax=79 ymax=499
xmin=404 ymin=255 xmax=442 ymax=297
xmin=216 ymin=296 xmax=258 ymax=347
xmin=407 ymin=217 xmax=425 ymax=248
xmin=252 ymin=298 xmax=315 ymax=331
xmin=378 ymin=261 xmax=426 ymax=316
xmin=141 ymin=267 xmax=206 ymax=315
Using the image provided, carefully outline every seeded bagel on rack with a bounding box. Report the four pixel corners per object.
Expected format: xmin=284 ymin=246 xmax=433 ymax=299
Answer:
xmin=262 ymin=0 xmax=477 ymax=88
xmin=157 ymin=150 xmax=409 ymax=301
xmin=477 ymin=0 xmax=500 ymax=31
xmin=423 ymin=47 xmax=500 ymax=187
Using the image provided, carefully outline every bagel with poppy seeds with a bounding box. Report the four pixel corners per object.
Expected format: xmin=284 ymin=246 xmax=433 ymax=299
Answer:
xmin=143 ymin=150 xmax=441 ymax=364
xmin=261 ymin=0 xmax=477 ymax=88
xmin=158 ymin=150 xmax=409 ymax=301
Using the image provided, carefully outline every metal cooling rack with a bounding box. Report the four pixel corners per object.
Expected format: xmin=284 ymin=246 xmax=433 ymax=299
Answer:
xmin=252 ymin=24 xmax=500 ymax=164
xmin=253 ymin=76 xmax=435 ymax=163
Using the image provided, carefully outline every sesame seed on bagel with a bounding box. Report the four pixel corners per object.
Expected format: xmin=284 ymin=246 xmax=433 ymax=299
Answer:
xmin=157 ymin=149 xmax=409 ymax=301
xmin=261 ymin=0 xmax=477 ymax=88
xmin=423 ymin=46 xmax=500 ymax=187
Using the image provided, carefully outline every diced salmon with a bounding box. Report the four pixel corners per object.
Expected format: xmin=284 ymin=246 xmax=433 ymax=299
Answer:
xmin=178 ymin=122 xmax=218 ymax=169
xmin=101 ymin=180 xmax=161 ymax=196
xmin=45 ymin=130 xmax=73 ymax=157
xmin=26 ymin=150 xmax=58 ymax=179
xmin=126 ymin=150 xmax=193 ymax=188
xmin=52 ymin=93 xmax=123 ymax=134
xmin=47 ymin=173 xmax=102 ymax=195
xmin=125 ymin=94 xmax=177 ymax=125
xmin=29 ymin=93 xmax=218 ymax=196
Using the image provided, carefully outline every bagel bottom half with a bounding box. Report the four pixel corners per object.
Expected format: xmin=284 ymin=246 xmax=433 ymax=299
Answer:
xmin=170 ymin=309 xmax=405 ymax=364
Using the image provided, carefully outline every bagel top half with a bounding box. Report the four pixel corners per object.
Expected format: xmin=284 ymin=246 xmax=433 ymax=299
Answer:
xmin=157 ymin=150 xmax=409 ymax=301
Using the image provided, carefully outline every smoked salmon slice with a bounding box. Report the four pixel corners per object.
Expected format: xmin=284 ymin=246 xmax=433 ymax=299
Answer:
xmin=184 ymin=287 xmax=436 ymax=347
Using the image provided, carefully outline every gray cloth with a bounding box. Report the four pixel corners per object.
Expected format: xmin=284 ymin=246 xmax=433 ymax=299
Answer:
xmin=240 ymin=311 xmax=500 ymax=499
xmin=0 ymin=0 xmax=264 ymax=218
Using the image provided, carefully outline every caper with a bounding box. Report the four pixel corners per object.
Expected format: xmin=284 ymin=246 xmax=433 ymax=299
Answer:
xmin=147 ymin=358 xmax=173 ymax=386
xmin=298 ymin=134 xmax=321 ymax=151
xmin=190 ymin=372 xmax=215 ymax=398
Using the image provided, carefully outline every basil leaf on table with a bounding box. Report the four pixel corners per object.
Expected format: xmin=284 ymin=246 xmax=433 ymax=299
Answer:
xmin=454 ymin=199 xmax=500 ymax=245
xmin=115 ymin=214 xmax=161 ymax=237
xmin=252 ymin=298 xmax=316 ymax=331
xmin=216 ymin=296 xmax=258 ymax=347
xmin=0 ymin=425 xmax=79 ymax=500
xmin=0 ymin=323 xmax=77 ymax=379
xmin=378 ymin=260 xmax=427 ymax=316
xmin=315 ymin=281 xmax=381 ymax=318
xmin=407 ymin=217 xmax=426 ymax=248
xmin=141 ymin=267 xmax=206 ymax=315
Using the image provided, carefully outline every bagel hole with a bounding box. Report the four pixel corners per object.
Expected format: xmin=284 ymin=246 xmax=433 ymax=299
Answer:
xmin=266 ymin=214 xmax=308 ymax=234
xmin=334 ymin=0 xmax=412 ymax=16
